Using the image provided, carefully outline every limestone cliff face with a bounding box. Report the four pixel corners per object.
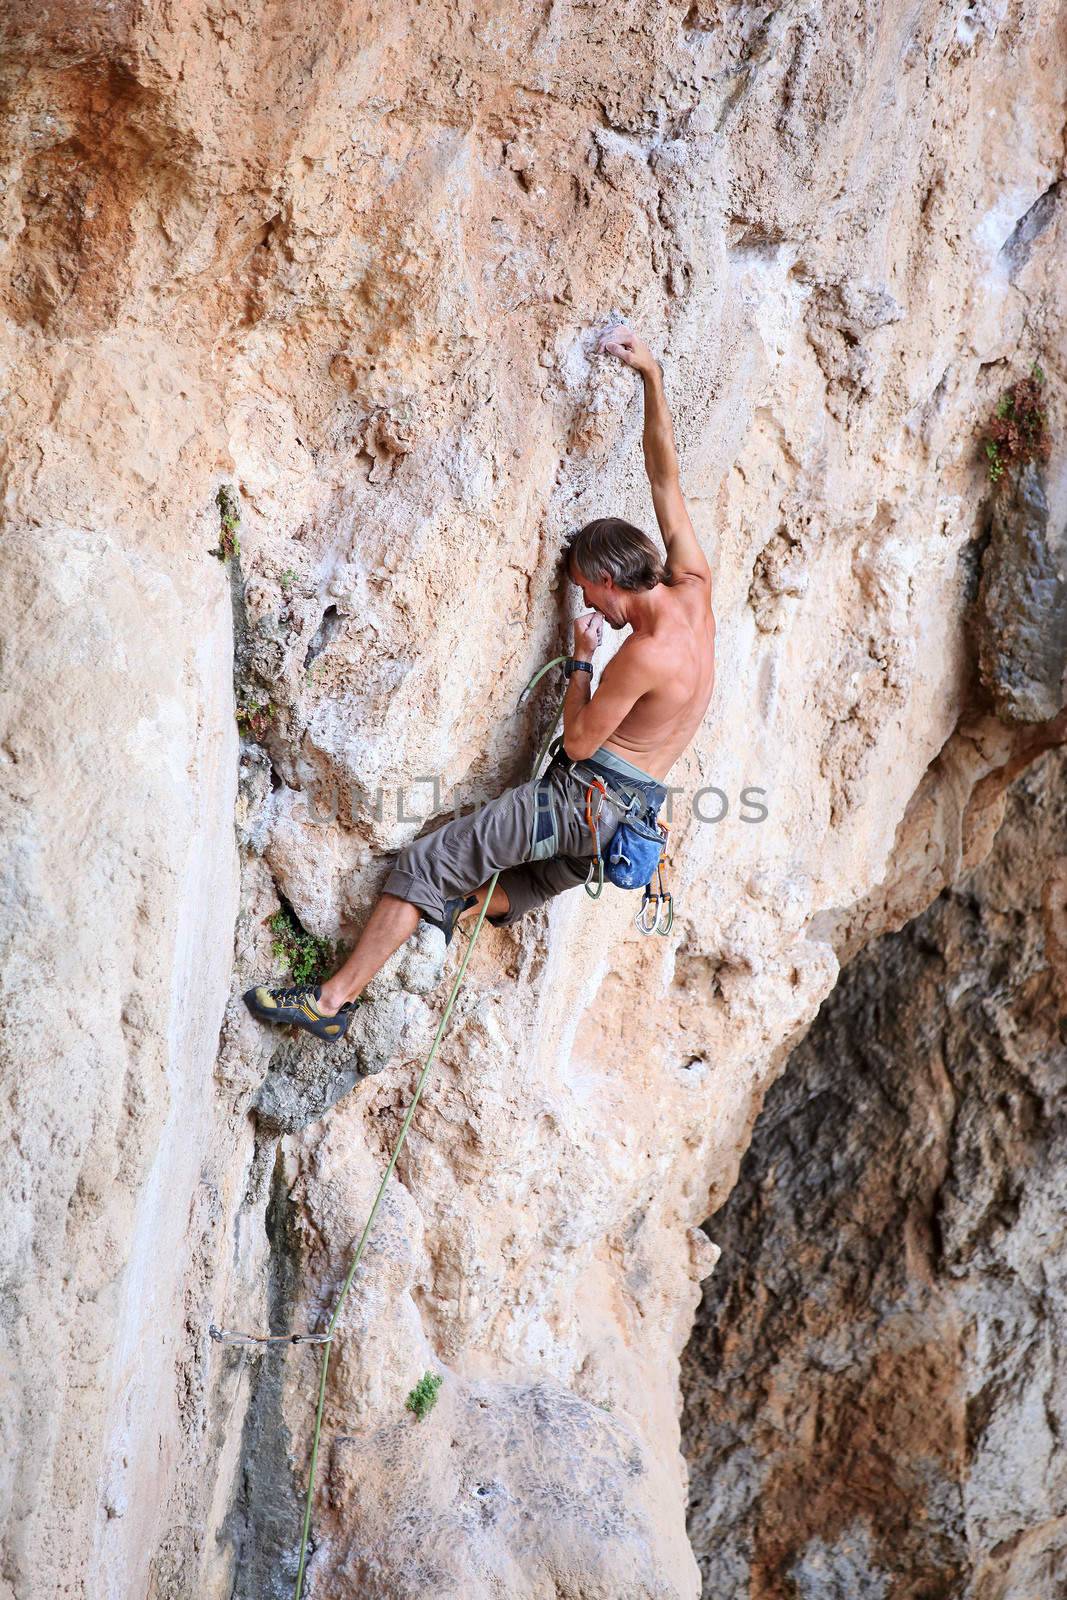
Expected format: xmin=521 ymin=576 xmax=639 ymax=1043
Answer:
xmin=682 ymin=747 xmax=1067 ymax=1600
xmin=0 ymin=0 xmax=1064 ymax=1596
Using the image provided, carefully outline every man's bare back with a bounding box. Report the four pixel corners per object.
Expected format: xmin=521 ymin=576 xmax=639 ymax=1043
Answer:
xmin=600 ymin=576 xmax=715 ymax=780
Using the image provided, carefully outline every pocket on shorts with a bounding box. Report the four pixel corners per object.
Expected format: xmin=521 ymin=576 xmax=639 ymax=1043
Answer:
xmin=527 ymin=775 xmax=560 ymax=862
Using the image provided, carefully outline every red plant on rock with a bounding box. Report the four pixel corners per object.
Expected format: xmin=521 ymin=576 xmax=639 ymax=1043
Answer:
xmin=983 ymin=363 xmax=1052 ymax=484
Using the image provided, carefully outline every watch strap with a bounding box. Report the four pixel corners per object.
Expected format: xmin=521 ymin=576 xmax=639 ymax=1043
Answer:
xmin=563 ymin=657 xmax=594 ymax=678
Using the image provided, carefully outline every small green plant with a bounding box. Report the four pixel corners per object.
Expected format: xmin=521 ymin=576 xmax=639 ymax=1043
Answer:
xmin=280 ymin=568 xmax=298 ymax=592
xmin=235 ymin=697 xmax=274 ymax=741
xmin=405 ymin=1372 xmax=443 ymax=1421
xmin=983 ymin=362 xmax=1051 ymax=485
xmin=267 ymin=906 xmax=338 ymax=985
xmin=212 ymin=484 xmax=242 ymax=560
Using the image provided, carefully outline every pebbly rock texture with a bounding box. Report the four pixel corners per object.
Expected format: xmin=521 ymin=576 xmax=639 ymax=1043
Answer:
xmin=322 ymin=1378 xmax=683 ymax=1599
xmin=1 ymin=0 xmax=1065 ymax=1597
xmin=681 ymin=745 xmax=1067 ymax=1600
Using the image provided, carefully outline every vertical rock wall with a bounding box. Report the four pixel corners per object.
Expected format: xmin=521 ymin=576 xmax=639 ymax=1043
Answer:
xmin=0 ymin=0 xmax=1063 ymax=1595
xmin=682 ymin=747 xmax=1067 ymax=1600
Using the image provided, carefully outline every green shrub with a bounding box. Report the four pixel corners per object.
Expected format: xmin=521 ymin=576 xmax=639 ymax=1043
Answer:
xmin=405 ymin=1372 xmax=443 ymax=1421
xmin=267 ymin=906 xmax=338 ymax=986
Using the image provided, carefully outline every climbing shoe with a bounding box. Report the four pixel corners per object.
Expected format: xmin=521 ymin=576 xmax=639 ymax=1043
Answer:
xmin=424 ymin=893 xmax=480 ymax=948
xmin=243 ymin=983 xmax=359 ymax=1044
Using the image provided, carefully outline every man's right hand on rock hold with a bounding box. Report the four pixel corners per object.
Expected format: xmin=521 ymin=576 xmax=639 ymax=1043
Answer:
xmin=597 ymin=324 xmax=657 ymax=377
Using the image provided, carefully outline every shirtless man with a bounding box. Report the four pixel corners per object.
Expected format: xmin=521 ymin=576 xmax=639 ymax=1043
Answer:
xmin=244 ymin=325 xmax=716 ymax=1043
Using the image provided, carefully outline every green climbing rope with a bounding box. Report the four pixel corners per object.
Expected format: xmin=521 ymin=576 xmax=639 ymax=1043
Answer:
xmin=290 ymin=657 xmax=569 ymax=1600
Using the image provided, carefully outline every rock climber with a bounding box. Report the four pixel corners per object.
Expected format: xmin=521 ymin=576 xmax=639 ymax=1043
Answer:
xmin=244 ymin=325 xmax=716 ymax=1042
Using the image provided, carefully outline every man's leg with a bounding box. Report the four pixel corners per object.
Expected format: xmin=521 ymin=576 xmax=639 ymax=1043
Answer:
xmin=318 ymin=876 xmax=513 ymax=1013
xmin=453 ymin=878 xmax=512 ymax=928
xmin=244 ymin=772 xmax=581 ymax=1040
xmin=315 ymin=892 xmax=420 ymax=1014
xmin=458 ymin=856 xmax=594 ymax=929
xmin=269 ymin=785 xmax=534 ymax=1019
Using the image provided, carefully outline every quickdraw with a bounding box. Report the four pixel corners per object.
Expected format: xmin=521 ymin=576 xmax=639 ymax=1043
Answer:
xmin=635 ymin=834 xmax=674 ymax=935
xmin=582 ymin=776 xmax=609 ymax=899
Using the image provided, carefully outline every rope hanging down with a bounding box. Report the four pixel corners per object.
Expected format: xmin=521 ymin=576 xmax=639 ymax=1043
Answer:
xmin=213 ymin=656 xmax=569 ymax=1600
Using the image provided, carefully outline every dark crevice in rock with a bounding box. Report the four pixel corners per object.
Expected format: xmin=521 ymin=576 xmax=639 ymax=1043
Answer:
xmin=303 ymin=604 xmax=342 ymax=669
xmin=217 ymin=488 xmax=282 ymax=748
xmin=220 ymin=1141 xmax=304 ymax=1600
xmin=958 ymin=505 xmax=993 ymax=613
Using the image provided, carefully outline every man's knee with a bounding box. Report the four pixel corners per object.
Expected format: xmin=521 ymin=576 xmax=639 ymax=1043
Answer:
xmin=380 ymin=863 xmax=447 ymax=924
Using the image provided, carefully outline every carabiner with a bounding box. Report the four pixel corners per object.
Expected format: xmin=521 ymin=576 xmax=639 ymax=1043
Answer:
xmin=654 ymin=892 xmax=674 ymax=935
xmin=652 ymin=859 xmax=674 ymax=935
xmin=635 ymin=855 xmax=675 ymax=934
xmin=635 ymin=890 xmax=659 ymax=932
xmin=635 ymin=890 xmax=674 ymax=934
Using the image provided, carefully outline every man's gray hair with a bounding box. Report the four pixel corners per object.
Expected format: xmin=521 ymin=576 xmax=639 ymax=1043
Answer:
xmin=563 ymin=516 xmax=672 ymax=592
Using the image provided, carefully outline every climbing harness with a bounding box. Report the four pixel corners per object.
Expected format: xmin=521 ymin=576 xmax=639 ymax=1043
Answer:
xmin=549 ymin=738 xmax=674 ymax=934
xmin=216 ymin=653 xmax=677 ymax=1600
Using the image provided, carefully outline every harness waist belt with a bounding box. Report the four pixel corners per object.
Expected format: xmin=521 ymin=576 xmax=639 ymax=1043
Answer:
xmin=548 ymin=739 xmax=668 ymax=820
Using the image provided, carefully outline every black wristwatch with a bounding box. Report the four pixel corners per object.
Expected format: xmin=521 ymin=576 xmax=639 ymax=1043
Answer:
xmin=563 ymin=657 xmax=594 ymax=678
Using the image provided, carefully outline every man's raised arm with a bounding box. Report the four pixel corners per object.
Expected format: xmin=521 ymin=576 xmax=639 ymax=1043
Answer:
xmin=598 ymin=326 xmax=712 ymax=587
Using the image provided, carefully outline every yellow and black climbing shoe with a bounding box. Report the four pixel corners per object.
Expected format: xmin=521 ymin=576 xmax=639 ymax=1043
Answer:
xmin=243 ymin=983 xmax=359 ymax=1044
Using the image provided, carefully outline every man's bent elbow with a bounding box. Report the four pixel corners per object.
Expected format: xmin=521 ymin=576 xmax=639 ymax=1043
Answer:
xmin=562 ymin=734 xmax=599 ymax=762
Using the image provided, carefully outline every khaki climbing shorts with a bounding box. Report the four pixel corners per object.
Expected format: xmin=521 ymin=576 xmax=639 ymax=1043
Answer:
xmin=380 ymin=748 xmax=668 ymax=929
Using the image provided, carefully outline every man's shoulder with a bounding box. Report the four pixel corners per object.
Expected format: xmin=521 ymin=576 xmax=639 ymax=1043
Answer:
xmin=614 ymin=630 xmax=660 ymax=664
xmin=612 ymin=629 xmax=673 ymax=685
